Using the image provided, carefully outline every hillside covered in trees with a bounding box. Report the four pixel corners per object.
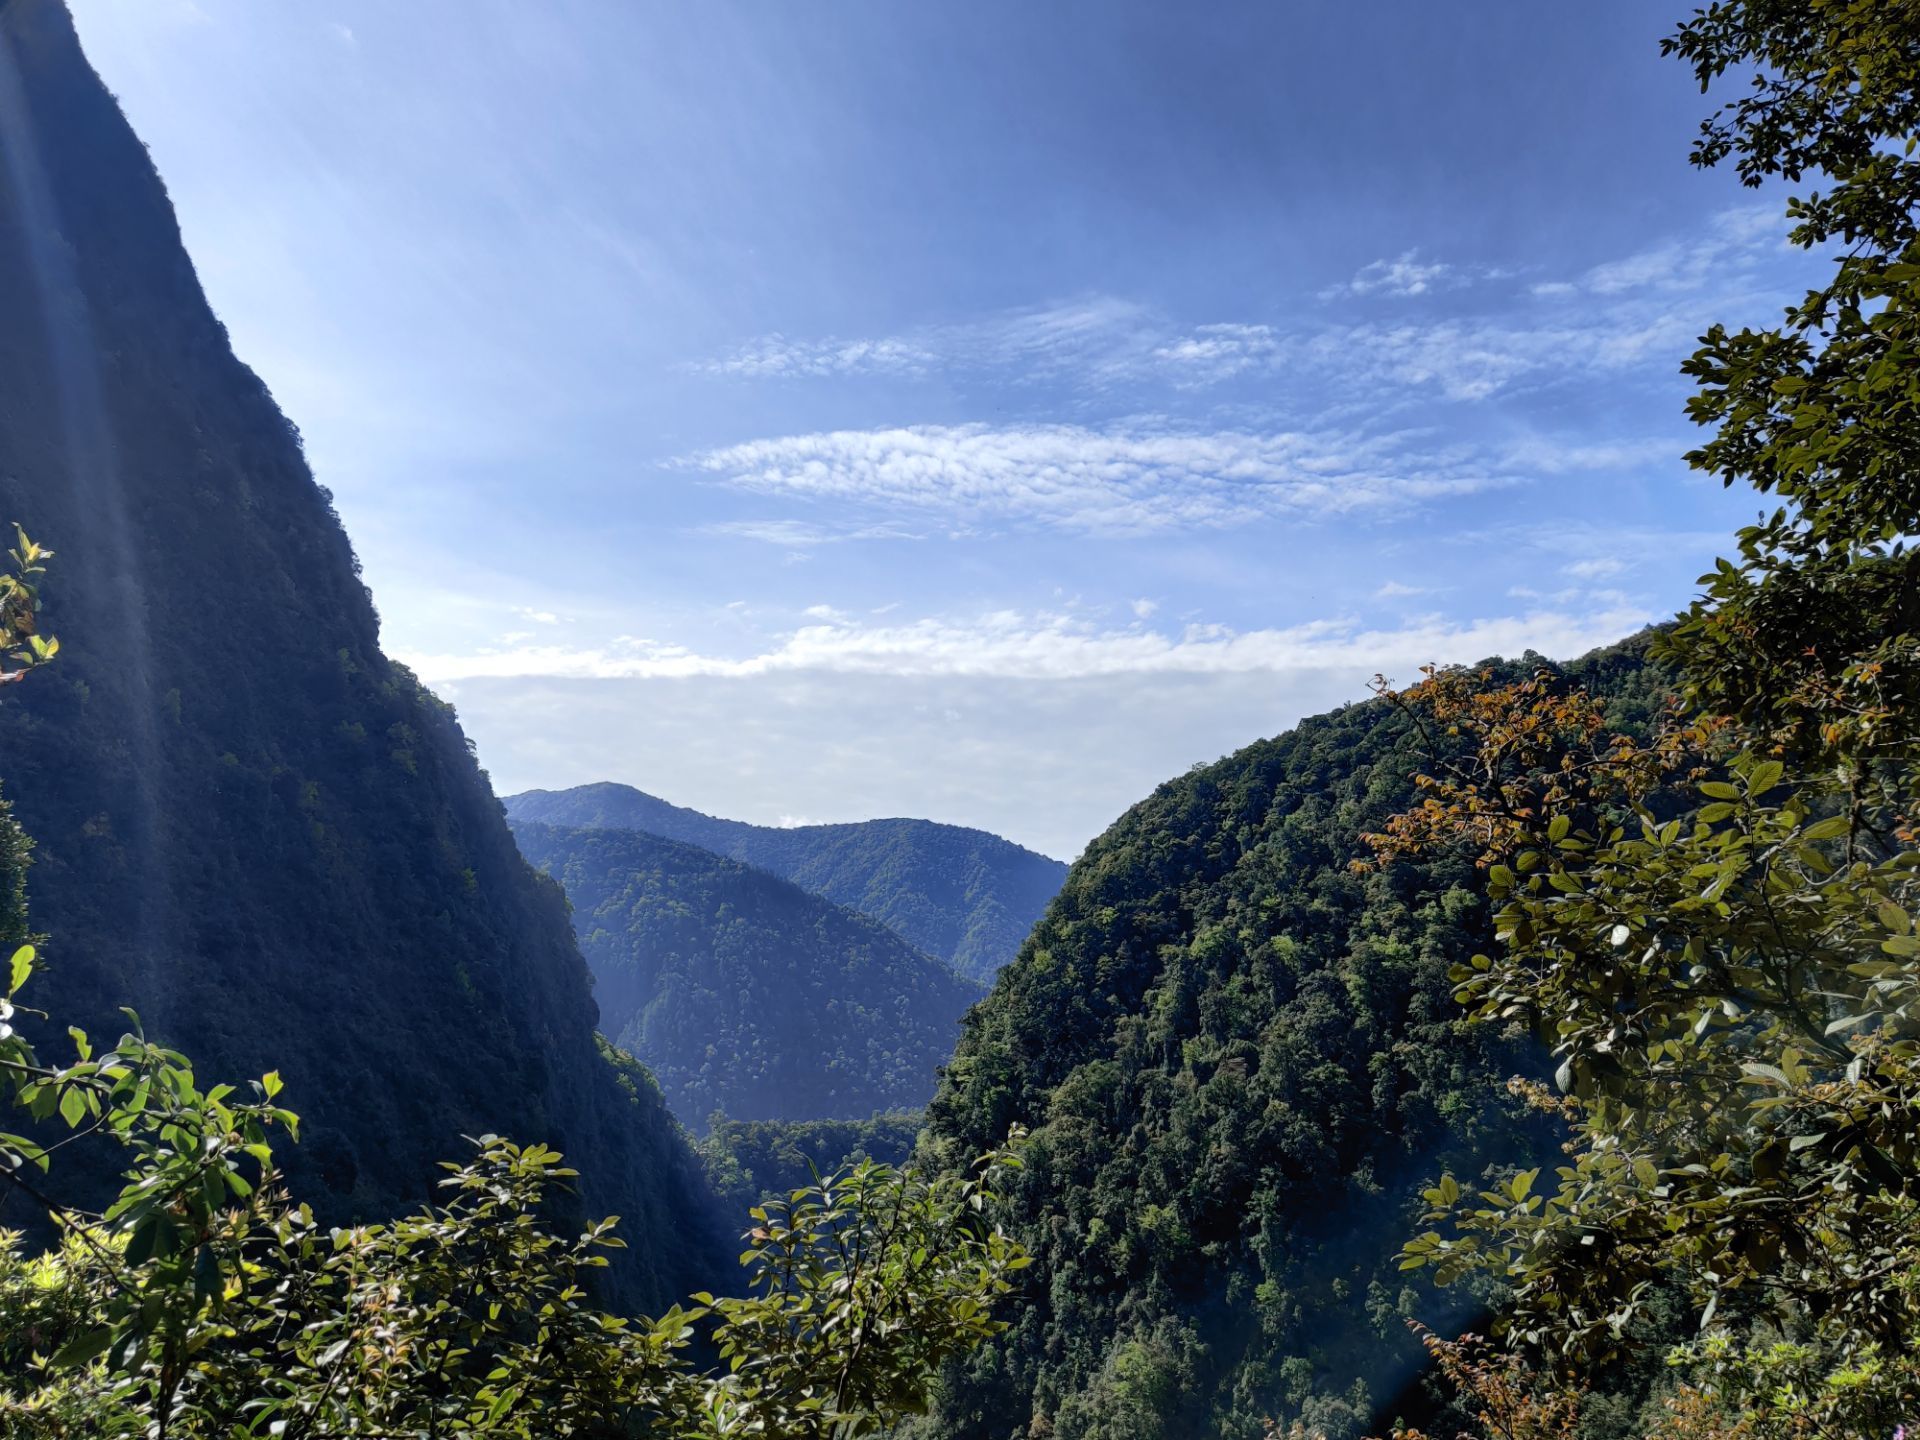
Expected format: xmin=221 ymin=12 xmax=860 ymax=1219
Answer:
xmin=920 ymin=642 xmax=1668 ymax=1439
xmin=699 ymin=1111 xmax=924 ymax=1217
xmin=513 ymin=819 xmax=982 ymax=1126
xmin=507 ymin=782 xmax=1066 ymax=981
xmin=0 ymin=0 xmax=720 ymax=1311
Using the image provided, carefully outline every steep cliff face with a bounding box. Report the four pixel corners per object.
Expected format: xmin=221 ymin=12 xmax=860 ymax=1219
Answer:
xmin=0 ymin=0 xmax=720 ymax=1310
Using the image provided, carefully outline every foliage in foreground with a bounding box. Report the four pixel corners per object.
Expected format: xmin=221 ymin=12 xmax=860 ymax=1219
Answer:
xmin=1372 ymin=2 xmax=1920 ymax=1435
xmin=0 ymin=947 xmax=1029 ymax=1438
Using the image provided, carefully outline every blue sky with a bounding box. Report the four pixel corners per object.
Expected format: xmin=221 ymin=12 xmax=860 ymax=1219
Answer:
xmin=72 ymin=0 xmax=1816 ymax=858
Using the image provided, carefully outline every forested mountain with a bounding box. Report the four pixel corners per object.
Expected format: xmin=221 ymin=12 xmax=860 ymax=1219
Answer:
xmin=699 ymin=1111 xmax=923 ymax=1217
xmin=506 ymin=782 xmax=1066 ymax=981
xmin=920 ymin=641 xmax=1667 ymax=1440
xmin=512 ymin=820 xmax=982 ymax=1127
xmin=0 ymin=0 xmax=720 ymax=1311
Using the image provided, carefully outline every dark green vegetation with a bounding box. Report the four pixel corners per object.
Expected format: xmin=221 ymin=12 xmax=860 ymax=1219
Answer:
xmin=507 ymin=782 xmax=1066 ymax=982
xmin=917 ymin=639 xmax=1668 ymax=1439
xmin=0 ymin=0 xmax=717 ymax=1311
xmin=700 ymin=1112 xmax=923 ymax=1218
xmin=511 ymin=820 xmax=982 ymax=1128
xmin=0 ymin=892 xmax=1031 ymax=1435
xmin=1380 ymin=5 xmax=1920 ymax=1435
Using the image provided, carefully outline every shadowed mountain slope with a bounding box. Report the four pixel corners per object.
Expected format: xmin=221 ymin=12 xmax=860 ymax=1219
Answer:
xmin=506 ymin=782 xmax=1067 ymax=982
xmin=0 ymin=0 xmax=720 ymax=1311
xmin=512 ymin=820 xmax=983 ymax=1128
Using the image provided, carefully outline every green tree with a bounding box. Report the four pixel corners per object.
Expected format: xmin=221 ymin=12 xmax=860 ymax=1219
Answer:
xmin=1378 ymin=4 xmax=1920 ymax=1434
xmin=0 ymin=919 xmax=1030 ymax=1439
xmin=0 ymin=525 xmax=57 ymax=686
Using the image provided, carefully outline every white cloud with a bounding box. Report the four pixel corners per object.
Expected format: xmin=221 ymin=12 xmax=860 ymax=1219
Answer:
xmin=700 ymin=518 xmax=924 ymax=547
xmin=687 ymin=422 xmax=1514 ymax=536
xmin=428 ymin=601 xmax=1656 ymax=858
xmin=692 ymin=333 xmax=934 ymax=379
xmin=328 ymin=22 xmax=356 ymax=46
xmin=1319 ymin=250 xmax=1521 ymax=302
xmin=512 ymin=605 xmax=562 ymax=625
xmin=1325 ymin=250 xmax=1454 ymax=299
xmin=1564 ymin=556 xmax=1628 ymax=579
xmin=398 ymin=601 xmax=1653 ymax=686
xmin=1374 ymin=580 xmax=1431 ymax=598
xmin=693 ymin=298 xmax=1151 ymax=382
xmin=1499 ymin=435 xmax=1686 ymax=475
xmin=1130 ymin=597 xmax=1159 ymax=619
xmin=686 ymin=208 xmax=1800 ymax=406
xmin=1536 ymin=205 xmax=1782 ymax=298
xmin=1151 ymin=323 xmax=1280 ymax=384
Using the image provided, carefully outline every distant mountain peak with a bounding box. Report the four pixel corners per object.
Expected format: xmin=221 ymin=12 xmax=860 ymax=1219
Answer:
xmin=505 ymin=782 xmax=1067 ymax=982
xmin=511 ymin=819 xmax=984 ymax=1129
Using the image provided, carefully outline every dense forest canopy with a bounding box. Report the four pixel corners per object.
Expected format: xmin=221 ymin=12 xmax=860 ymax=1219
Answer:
xmin=700 ymin=1111 xmax=925 ymax=1215
xmin=512 ymin=819 xmax=982 ymax=1128
xmin=507 ymin=782 xmax=1067 ymax=982
xmin=918 ymin=639 xmax=1669 ymax=1439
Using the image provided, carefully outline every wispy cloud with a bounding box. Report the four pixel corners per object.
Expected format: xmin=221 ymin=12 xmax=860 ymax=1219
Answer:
xmin=398 ymin=601 xmax=1655 ymax=686
xmin=685 ymin=422 xmax=1518 ymax=536
xmin=1150 ymin=323 xmax=1280 ymax=385
xmin=692 ymin=334 xmax=935 ymax=379
xmin=689 ymin=208 xmax=1797 ymax=405
xmin=692 ymin=297 xmax=1152 ymax=382
xmin=1532 ymin=205 xmax=1780 ymax=298
xmin=700 ymin=518 xmax=925 ymax=547
xmin=1319 ymin=250 xmax=1512 ymax=301
xmin=1564 ymin=556 xmax=1628 ymax=580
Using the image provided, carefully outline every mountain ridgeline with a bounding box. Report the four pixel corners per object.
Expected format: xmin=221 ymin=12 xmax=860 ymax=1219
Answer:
xmin=920 ymin=642 xmax=1667 ymax=1440
xmin=505 ymin=782 xmax=1066 ymax=982
xmin=511 ymin=820 xmax=983 ymax=1129
xmin=0 ymin=0 xmax=721 ymax=1311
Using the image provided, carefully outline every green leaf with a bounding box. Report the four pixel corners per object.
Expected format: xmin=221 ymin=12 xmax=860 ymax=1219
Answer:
xmin=7 ymin=944 xmax=31 ymax=995
xmin=48 ymin=1327 xmax=114 ymax=1369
